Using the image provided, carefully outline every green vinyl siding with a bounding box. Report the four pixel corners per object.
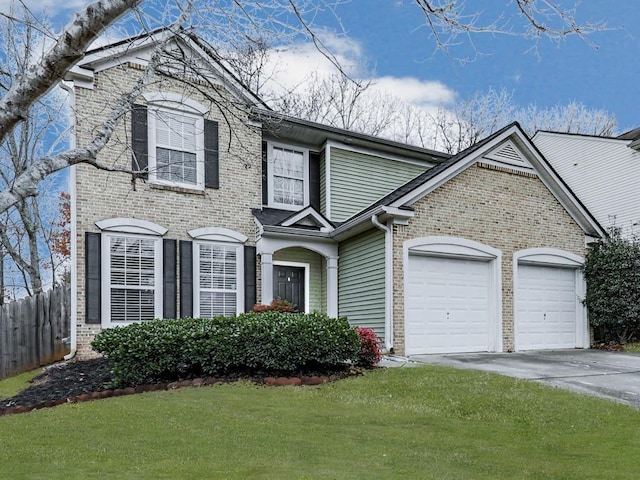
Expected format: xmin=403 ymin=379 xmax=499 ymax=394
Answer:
xmin=329 ymin=148 xmax=428 ymax=222
xmin=273 ymin=247 xmax=325 ymax=313
xmin=338 ymin=228 xmax=386 ymax=341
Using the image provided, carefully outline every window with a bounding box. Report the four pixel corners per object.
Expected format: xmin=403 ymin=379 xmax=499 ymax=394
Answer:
xmin=194 ymin=242 xmax=243 ymax=317
xmin=155 ymin=110 xmax=198 ymax=184
xmin=104 ymin=234 xmax=162 ymax=324
xmin=268 ymin=142 xmax=309 ymax=209
xmin=148 ymin=106 xmax=204 ymax=189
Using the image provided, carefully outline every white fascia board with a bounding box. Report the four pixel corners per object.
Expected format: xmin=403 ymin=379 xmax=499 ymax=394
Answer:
xmin=512 ymin=134 xmax=606 ymax=238
xmin=390 ymin=125 xmax=522 ymax=209
xmin=281 ymin=207 xmax=334 ymax=232
xmin=79 ymin=30 xmax=175 ymax=69
xmin=331 ymin=205 xmax=385 ymax=239
xmin=261 ymin=225 xmax=333 ymax=240
xmin=331 ymin=205 xmax=414 ymax=241
xmin=388 ymin=125 xmax=605 ymax=238
xmin=325 ymin=139 xmax=436 ymax=168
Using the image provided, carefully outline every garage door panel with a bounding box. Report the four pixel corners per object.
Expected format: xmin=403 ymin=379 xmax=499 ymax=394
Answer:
xmin=516 ymin=264 xmax=577 ymax=351
xmin=406 ymin=255 xmax=491 ymax=355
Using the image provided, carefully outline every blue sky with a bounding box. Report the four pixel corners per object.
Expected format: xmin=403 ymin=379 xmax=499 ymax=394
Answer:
xmin=8 ymin=0 xmax=638 ymax=133
xmin=319 ymin=1 xmax=639 ymax=133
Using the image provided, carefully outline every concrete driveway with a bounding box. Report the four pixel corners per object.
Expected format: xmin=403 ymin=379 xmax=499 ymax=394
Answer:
xmin=383 ymin=350 xmax=640 ymax=409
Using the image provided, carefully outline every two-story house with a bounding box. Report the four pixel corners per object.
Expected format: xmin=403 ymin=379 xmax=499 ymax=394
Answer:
xmin=64 ymin=29 xmax=605 ymax=359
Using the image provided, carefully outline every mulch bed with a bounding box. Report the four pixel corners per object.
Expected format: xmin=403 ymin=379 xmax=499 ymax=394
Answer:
xmin=591 ymin=342 xmax=626 ymax=351
xmin=0 ymin=358 xmax=362 ymax=416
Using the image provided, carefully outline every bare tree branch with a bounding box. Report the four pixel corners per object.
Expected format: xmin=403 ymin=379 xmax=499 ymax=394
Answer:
xmin=0 ymin=0 xmax=143 ymax=146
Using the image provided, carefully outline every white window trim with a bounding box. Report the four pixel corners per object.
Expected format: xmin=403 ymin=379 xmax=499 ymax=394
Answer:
xmin=142 ymin=92 xmax=210 ymax=115
xmin=147 ymin=103 xmax=205 ymax=190
xmin=96 ymin=217 xmax=168 ymax=235
xmin=267 ymin=141 xmax=309 ymax=210
xmin=273 ymin=260 xmax=310 ymax=313
xmin=100 ymin=232 xmax=163 ymax=328
xmin=193 ymin=240 xmax=245 ymax=317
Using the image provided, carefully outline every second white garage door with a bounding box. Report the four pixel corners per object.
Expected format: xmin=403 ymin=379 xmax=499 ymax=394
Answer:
xmin=515 ymin=264 xmax=577 ymax=350
xmin=405 ymin=255 xmax=491 ymax=355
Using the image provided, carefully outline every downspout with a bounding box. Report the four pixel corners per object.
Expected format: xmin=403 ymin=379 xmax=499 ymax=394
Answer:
xmin=61 ymin=80 xmax=77 ymax=361
xmin=371 ymin=214 xmax=394 ymax=352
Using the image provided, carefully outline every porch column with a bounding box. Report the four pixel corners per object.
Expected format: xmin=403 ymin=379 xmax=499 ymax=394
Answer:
xmin=326 ymin=256 xmax=338 ymax=318
xmin=261 ymin=252 xmax=274 ymax=305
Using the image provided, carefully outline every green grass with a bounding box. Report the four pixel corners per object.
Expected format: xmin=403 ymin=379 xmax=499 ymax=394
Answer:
xmin=624 ymin=342 xmax=640 ymax=353
xmin=0 ymin=369 xmax=41 ymax=399
xmin=1 ymin=366 xmax=639 ymax=479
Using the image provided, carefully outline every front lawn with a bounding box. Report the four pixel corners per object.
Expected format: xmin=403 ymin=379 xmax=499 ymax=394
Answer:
xmin=624 ymin=343 xmax=640 ymax=354
xmin=1 ymin=366 xmax=638 ymax=479
xmin=0 ymin=369 xmax=40 ymax=400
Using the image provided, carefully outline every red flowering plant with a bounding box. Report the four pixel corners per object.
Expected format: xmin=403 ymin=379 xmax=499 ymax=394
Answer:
xmin=252 ymin=299 xmax=297 ymax=313
xmin=355 ymin=327 xmax=382 ymax=367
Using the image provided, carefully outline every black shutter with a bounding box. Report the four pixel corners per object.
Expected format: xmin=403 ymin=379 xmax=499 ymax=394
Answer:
xmin=204 ymin=120 xmax=219 ymax=189
xmin=261 ymin=141 xmax=268 ymax=205
xmin=131 ymin=104 xmax=148 ymax=177
xmin=309 ymin=152 xmax=321 ymax=210
xmin=244 ymin=246 xmax=257 ymax=312
xmin=180 ymin=240 xmax=193 ymax=318
xmin=163 ymin=239 xmax=177 ymax=319
xmin=85 ymin=232 xmax=102 ymax=324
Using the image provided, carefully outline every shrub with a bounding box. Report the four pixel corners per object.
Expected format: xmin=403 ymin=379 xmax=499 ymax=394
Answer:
xmin=583 ymin=227 xmax=640 ymax=343
xmin=251 ymin=299 xmax=297 ymax=313
xmin=355 ymin=327 xmax=382 ymax=367
xmin=91 ymin=313 xmax=360 ymax=387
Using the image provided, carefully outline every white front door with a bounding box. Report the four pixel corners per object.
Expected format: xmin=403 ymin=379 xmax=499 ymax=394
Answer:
xmin=405 ymin=255 xmax=491 ymax=355
xmin=516 ymin=264 xmax=578 ymax=350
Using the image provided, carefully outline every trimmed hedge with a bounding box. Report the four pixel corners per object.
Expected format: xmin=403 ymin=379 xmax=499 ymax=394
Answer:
xmin=91 ymin=313 xmax=360 ymax=387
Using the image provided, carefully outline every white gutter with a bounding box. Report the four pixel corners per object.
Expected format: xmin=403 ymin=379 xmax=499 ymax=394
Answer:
xmin=371 ymin=214 xmax=394 ymax=351
xmin=61 ymin=80 xmax=77 ymax=362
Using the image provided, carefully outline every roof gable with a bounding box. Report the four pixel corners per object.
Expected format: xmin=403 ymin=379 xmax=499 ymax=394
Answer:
xmin=253 ymin=206 xmax=335 ymax=233
xmin=281 ymin=207 xmax=334 ymax=233
xmin=483 ymin=139 xmax=534 ymax=172
xmin=65 ymin=28 xmax=268 ymax=109
xmin=337 ymin=123 xmax=604 ymax=238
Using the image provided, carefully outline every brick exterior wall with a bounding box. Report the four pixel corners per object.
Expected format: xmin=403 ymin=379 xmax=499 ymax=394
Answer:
xmin=73 ymin=64 xmax=262 ymax=357
xmin=392 ymin=162 xmax=587 ymax=354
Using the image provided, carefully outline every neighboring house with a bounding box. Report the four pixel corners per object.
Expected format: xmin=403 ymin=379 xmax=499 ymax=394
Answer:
xmin=64 ymin=29 xmax=605 ymax=359
xmin=533 ymin=130 xmax=640 ymax=238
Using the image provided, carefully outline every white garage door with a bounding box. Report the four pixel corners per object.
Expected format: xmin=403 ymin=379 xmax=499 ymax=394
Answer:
xmin=516 ymin=264 xmax=577 ymax=350
xmin=405 ymin=255 xmax=491 ymax=355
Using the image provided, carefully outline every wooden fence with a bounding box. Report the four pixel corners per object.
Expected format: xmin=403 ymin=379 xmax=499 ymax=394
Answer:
xmin=0 ymin=285 xmax=71 ymax=380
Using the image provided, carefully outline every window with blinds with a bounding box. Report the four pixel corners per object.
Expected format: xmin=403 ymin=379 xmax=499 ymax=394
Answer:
xmin=197 ymin=243 xmax=238 ymax=317
xmin=154 ymin=110 xmax=199 ymax=185
xmin=109 ymin=236 xmax=158 ymax=322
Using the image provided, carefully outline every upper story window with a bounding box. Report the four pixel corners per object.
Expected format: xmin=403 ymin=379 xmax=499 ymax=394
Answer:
xmin=148 ymin=107 xmax=204 ymax=188
xmin=137 ymin=93 xmax=212 ymax=190
xmin=154 ymin=110 xmax=200 ymax=185
xmin=268 ymin=142 xmax=309 ymax=210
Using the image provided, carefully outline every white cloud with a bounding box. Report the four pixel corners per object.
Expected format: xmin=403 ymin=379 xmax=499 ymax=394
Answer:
xmin=370 ymin=76 xmax=456 ymax=106
xmin=265 ymin=32 xmax=456 ymax=110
